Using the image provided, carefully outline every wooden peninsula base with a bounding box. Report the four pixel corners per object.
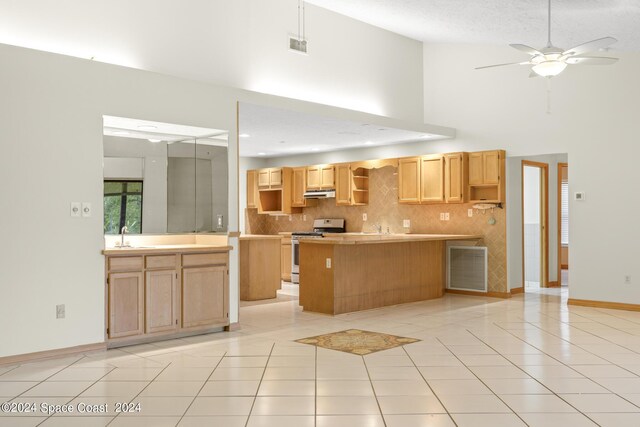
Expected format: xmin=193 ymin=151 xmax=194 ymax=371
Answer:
xmin=299 ymin=234 xmax=480 ymax=315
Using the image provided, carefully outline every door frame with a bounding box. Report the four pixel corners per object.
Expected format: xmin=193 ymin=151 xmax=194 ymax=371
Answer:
xmin=521 ymin=160 xmax=549 ymax=289
xmin=557 ymin=162 xmax=568 ymax=287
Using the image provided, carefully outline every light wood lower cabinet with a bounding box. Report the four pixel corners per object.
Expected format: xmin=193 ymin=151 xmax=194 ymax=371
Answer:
xmin=105 ymin=249 xmax=229 ymax=346
xmin=107 ymin=272 xmax=144 ymax=339
xmin=182 ymin=266 xmax=227 ymax=328
xmin=145 ymin=270 xmax=178 ymax=334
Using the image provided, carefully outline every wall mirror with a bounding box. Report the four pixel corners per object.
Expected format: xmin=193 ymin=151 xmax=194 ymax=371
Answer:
xmin=102 ymin=116 xmax=228 ymax=234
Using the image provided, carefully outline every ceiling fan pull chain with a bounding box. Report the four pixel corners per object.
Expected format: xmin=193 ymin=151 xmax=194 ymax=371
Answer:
xmin=546 ymin=77 xmax=552 ymax=115
xmin=547 ymin=0 xmax=552 ymax=47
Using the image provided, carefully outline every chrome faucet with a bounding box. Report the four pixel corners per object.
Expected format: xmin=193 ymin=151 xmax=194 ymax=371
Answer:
xmin=120 ymin=226 xmax=129 ymax=248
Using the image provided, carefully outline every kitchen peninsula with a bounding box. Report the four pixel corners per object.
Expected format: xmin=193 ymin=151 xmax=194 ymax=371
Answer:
xmin=299 ymin=234 xmax=480 ymax=314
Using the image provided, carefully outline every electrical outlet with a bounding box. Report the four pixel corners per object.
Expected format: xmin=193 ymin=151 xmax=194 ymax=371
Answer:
xmin=625 ymin=275 xmax=632 ymax=285
xmin=70 ymin=202 xmax=81 ymax=217
xmin=445 ymin=213 xmax=450 ymax=221
xmin=81 ymin=202 xmax=92 ymax=217
xmin=326 ymin=258 xmax=332 ymax=269
xmin=575 ymin=192 xmax=586 ymax=201
xmin=303 ymin=214 xmax=307 ymax=221
xmin=468 ymin=209 xmax=473 ymax=217
xmin=439 ymin=213 xmax=445 ymax=221
xmin=362 ymin=213 xmax=368 ymax=221
xmin=403 ymin=219 xmax=410 ymax=228
xmin=56 ymin=304 xmax=65 ymax=319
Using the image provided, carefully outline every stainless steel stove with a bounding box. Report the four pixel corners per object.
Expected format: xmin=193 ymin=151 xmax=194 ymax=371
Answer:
xmin=291 ymin=218 xmax=345 ymax=283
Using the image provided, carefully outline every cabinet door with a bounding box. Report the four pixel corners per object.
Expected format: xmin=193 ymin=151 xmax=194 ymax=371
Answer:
xmin=483 ymin=151 xmax=500 ymax=185
xmin=321 ymin=166 xmax=335 ymax=189
xmin=145 ymin=270 xmax=178 ymax=334
xmin=269 ymin=168 xmax=283 ymax=187
xmin=445 ymin=153 xmax=464 ymax=203
xmin=398 ymin=157 xmax=421 ymax=203
xmin=246 ymin=170 xmax=257 ymax=208
xmin=291 ymin=167 xmax=307 ymax=207
xmin=420 ymin=155 xmax=444 ymax=202
xmin=335 ymin=164 xmax=352 ymax=206
xmin=108 ymin=272 xmax=144 ymax=339
xmin=257 ymin=169 xmax=270 ymax=188
xmin=468 ymin=152 xmax=484 ymax=185
xmin=306 ymin=167 xmax=320 ymax=190
xmin=182 ymin=266 xmax=227 ymax=328
xmin=281 ymin=243 xmax=292 ymax=281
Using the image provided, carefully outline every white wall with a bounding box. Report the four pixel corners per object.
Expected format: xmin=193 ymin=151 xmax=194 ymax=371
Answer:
xmin=423 ymin=42 xmax=640 ymax=303
xmin=0 ymin=0 xmax=424 ymax=121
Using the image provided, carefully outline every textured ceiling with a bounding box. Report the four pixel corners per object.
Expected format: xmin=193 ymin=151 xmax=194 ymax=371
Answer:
xmin=305 ymin=0 xmax=640 ymax=51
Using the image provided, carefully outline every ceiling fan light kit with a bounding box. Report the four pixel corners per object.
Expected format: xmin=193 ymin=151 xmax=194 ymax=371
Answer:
xmin=476 ymin=0 xmax=618 ymax=78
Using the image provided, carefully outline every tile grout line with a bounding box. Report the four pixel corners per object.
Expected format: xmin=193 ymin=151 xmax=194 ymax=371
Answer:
xmin=401 ymin=345 xmax=459 ymax=427
xmin=175 ymin=351 xmax=228 ymax=427
xmin=361 ymin=354 xmax=387 ymax=427
xmin=243 ymin=343 xmax=275 ymax=427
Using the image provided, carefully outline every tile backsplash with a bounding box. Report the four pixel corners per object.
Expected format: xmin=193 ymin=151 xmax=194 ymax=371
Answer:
xmin=246 ymin=166 xmax=507 ymax=293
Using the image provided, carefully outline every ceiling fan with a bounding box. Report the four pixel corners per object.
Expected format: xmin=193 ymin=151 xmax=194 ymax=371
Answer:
xmin=476 ymin=0 xmax=618 ymax=77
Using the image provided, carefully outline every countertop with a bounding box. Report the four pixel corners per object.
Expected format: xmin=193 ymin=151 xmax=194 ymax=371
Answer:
xmin=103 ymin=244 xmax=233 ymax=255
xmin=239 ymin=234 xmax=283 ymax=240
xmin=300 ymin=233 xmax=482 ymax=245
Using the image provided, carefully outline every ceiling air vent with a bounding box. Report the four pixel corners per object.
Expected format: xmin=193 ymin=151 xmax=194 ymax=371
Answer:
xmin=289 ymin=37 xmax=308 ymax=54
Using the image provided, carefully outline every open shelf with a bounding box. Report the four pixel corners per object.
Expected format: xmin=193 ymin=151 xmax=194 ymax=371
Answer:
xmin=351 ymin=167 xmax=369 ymax=206
xmin=258 ymin=189 xmax=283 ymax=213
xmin=469 ymin=185 xmax=499 ymax=203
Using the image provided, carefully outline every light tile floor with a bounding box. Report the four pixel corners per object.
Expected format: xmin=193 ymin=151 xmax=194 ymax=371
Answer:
xmin=3 ymin=288 xmax=640 ymax=426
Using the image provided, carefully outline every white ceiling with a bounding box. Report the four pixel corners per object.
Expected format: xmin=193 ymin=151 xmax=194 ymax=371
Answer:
xmin=103 ymin=116 xmax=228 ymax=146
xmin=306 ymin=0 xmax=640 ymax=51
xmin=239 ymin=103 xmax=443 ymax=158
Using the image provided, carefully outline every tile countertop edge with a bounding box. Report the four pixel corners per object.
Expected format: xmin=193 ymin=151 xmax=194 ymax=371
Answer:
xmin=300 ymin=234 xmax=483 ymax=245
xmin=102 ymin=245 xmax=233 ymax=255
xmin=239 ymin=235 xmax=285 ymax=240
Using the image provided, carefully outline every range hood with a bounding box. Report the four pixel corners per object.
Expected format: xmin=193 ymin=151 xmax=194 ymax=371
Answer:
xmin=304 ymin=190 xmax=336 ymax=199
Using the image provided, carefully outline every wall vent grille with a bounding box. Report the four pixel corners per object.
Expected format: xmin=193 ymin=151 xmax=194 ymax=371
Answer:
xmin=447 ymin=246 xmax=488 ymax=292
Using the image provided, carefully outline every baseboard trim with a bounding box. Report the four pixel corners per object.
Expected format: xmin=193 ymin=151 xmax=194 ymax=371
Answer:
xmin=446 ymin=289 xmax=511 ymax=299
xmin=547 ymin=281 xmax=560 ymax=288
xmin=224 ymin=322 xmax=241 ymax=332
xmin=568 ymin=298 xmax=640 ymax=312
xmin=510 ymin=287 xmax=524 ymax=295
xmin=0 ymin=342 xmax=106 ymax=366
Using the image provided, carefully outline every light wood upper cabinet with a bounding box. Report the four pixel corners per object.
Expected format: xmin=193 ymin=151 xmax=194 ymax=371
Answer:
xmin=307 ymin=165 xmax=335 ymax=190
xmin=108 ymin=272 xmax=144 ymax=339
xmin=468 ymin=150 xmax=505 ymax=203
xmin=269 ymin=168 xmax=282 ymax=187
xmin=420 ymin=154 xmax=444 ymax=203
xmin=182 ymin=266 xmax=227 ymax=329
xmin=145 ymin=270 xmax=177 ymax=334
xmin=291 ymin=167 xmax=312 ymax=208
xmin=444 ymin=152 xmax=468 ymax=203
xmin=257 ymin=168 xmax=283 ymax=189
xmin=257 ymin=167 xmax=301 ymax=214
xmin=246 ymin=170 xmax=258 ymax=209
xmin=257 ymin=169 xmax=270 ymax=188
xmin=398 ymin=157 xmax=421 ymax=203
xmin=335 ymin=164 xmax=352 ymax=206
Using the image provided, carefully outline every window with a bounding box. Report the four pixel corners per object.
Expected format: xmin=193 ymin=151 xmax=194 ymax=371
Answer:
xmin=104 ymin=181 xmax=143 ymax=234
xmin=561 ymin=180 xmax=569 ymax=245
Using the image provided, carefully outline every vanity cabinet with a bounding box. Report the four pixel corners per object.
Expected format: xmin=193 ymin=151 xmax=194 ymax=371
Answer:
xmin=104 ymin=248 xmax=230 ymax=347
xmin=468 ymin=150 xmax=505 ymax=203
xmin=307 ymin=165 xmax=335 ymax=190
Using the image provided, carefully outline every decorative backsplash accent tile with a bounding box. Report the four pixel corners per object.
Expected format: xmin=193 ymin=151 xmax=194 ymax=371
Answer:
xmin=246 ymin=166 xmax=507 ymax=293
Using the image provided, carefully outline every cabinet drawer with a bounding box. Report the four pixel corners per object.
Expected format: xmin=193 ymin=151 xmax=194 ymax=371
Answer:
xmin=108 ymin=256 xmax=143 ymax=272
xmin=183 ymin=252 xmax=228 ymax=267
xmin=146 ymin=255 xmax=176 ymax=270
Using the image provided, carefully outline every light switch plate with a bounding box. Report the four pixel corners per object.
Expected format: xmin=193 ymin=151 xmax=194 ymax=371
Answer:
xmin=70 ymin=202 xmax=81 ymax=217
xmin=81 ymin=202 xmax=92 ymax=217
xmin=439 ymin=213 xmax=445 ymax=221
xmin=363 ymin=213 xmax=368 ymax=221
xmin=325 ymin=258 xmax=332 ymax=269
xmin=445 ymin=213 xmax=450 ymax=221
xmin=574 ymin=191 xmax=586 ymax=201
xmin=403 ymin=219 xmax=410 ymax=228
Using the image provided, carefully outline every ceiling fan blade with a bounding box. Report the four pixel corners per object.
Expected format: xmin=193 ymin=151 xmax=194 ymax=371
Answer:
xmin=566 ymin=56 xmax=618 ymax=65
xmin=475 ymin=61 xmax=530 ymax=70
xmin=509 ymin=44 xmax=543 ymax=56
xmin=563 ymin=37 xmax=617 ymax=56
